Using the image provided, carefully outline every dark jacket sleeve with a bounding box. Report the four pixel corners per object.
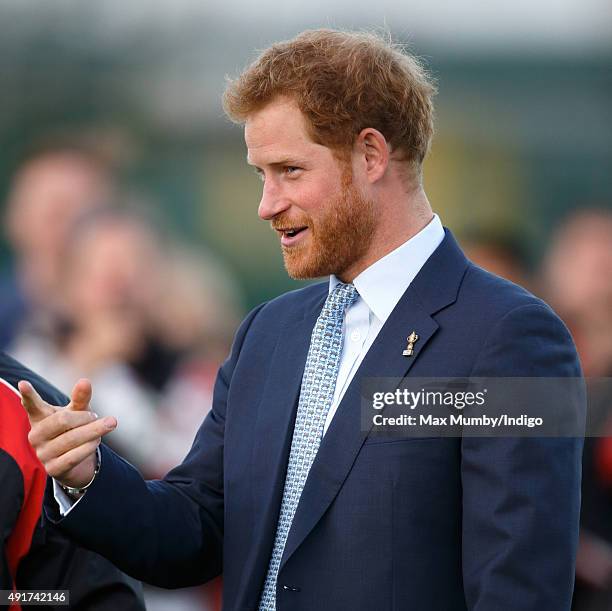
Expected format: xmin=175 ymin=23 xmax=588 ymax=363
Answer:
xmin=17 ymin=483 xmax=145 ymax=611
xmin=43 ymin=303 xmax=265 ymax=588
xmin=461 ymin=303 xmax=584 ymax=611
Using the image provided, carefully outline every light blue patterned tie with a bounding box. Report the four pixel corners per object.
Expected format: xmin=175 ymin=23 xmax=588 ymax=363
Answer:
xmin=258 ymin=282 xmax=359 ymax=611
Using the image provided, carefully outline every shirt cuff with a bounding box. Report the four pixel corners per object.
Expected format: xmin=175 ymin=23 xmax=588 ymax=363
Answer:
xmin=51 ymin=447 xmax=101 ymax=516
xmin=53 ymin=478 xmax=83 ymax=516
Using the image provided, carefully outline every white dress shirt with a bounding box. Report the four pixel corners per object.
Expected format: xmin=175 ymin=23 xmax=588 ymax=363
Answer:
xmin=324 ymin=213 xmax=445 ymax=434
xmin=55 ymin=213 xmax=445 ymax=514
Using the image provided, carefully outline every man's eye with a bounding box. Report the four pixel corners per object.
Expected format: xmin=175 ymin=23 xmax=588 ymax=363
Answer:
xmin=284 ymin=166 xmax=301 ymax=176
xmin=254 ymin=169 xmax=265 ymax=182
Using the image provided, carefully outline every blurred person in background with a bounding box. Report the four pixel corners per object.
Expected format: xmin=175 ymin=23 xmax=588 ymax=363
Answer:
xmin=150 ymin=244 xmax=243 ymax=474
xmin=543 ymin=209 xmax=612 ymax=378
xmin=542 ymin=208 xmax=612 ymax=611
xmin=461 ymin=226 xmax=532 ymax=290
xmin=11 ymin=204 xmax=243 ymax=478
xmin=0 ymin=142 xmax=115 ymax=351
xmin=10 ymin=206 xmax=165 ymax=475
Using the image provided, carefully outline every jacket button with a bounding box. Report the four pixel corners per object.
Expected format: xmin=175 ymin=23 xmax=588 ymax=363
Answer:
xmin=281 ymin=585 xmax=301 ymax=592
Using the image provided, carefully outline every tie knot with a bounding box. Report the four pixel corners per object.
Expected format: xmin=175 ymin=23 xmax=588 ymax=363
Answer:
xmin=322 ymin=282 xmax=359 ymax=319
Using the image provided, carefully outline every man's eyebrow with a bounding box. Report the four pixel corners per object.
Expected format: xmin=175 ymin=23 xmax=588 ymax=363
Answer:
xmin=246 ymin=157 xmax=307 ymax=168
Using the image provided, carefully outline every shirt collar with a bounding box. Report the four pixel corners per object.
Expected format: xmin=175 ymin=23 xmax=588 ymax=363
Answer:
xmin=329 ymin=213 xmax=445 ymax=324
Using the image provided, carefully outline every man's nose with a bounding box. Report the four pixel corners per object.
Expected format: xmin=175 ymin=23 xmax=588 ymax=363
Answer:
xmin=258 ymin=181 xmax=291 ymax=221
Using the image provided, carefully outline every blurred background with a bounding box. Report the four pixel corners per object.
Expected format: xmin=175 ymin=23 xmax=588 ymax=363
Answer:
xmin=0 ymin=1 xmax=610 ymax=609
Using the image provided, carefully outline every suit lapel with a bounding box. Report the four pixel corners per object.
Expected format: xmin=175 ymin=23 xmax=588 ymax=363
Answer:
xmin=280 ymin=229 xmax=469 ymax=570
xmin=239 ymin=285 xmax=326 ymax=604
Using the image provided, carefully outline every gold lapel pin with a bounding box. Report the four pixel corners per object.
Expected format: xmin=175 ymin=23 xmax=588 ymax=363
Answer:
xmin=402 ymin=331 xmax=419 ymax=357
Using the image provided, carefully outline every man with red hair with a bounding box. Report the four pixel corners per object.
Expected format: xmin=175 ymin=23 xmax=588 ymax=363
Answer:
xmin=22 ymin=30 xmax=582 ymax=611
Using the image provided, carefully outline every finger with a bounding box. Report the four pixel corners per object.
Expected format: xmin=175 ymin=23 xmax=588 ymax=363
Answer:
xmin=45 ymin=439 xmax=101 ymax=481
xmin=68 ymin=378 xmax=93 ymax=412
xmin=28 ymin=409 xmax=100 ymax=448
xmin=19 ymin=380 xmax=55 ymax=423
xmin=36 ymin=416 xmax=116 ymax=463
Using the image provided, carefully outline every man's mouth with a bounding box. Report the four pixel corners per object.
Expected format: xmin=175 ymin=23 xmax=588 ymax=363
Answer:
xmin=275 ymin=226 xmax=309 ymax=247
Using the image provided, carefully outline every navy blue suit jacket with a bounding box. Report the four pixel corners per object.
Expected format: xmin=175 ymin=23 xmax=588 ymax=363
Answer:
xmin=46 ymin=231 xmax=583 ymax=610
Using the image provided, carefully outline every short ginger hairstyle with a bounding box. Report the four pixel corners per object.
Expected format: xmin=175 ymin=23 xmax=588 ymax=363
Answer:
xmin=223 ymin=29 xmax=437 ymax=169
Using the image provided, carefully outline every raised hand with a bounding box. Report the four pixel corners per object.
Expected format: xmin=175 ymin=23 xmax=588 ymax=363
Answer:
xmin=20 ymin=378 xmax=117 ymax=489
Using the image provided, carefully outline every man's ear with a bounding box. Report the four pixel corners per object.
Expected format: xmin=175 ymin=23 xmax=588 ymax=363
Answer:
xmin=354 ymin=128 xmax=390 ymax=184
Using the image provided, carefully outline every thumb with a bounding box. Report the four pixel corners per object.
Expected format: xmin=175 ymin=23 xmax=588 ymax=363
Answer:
xmin=68 ymin=378 xmax=93 ymax=412
xmin=18 ymin=380 xmax=55 ymax=423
